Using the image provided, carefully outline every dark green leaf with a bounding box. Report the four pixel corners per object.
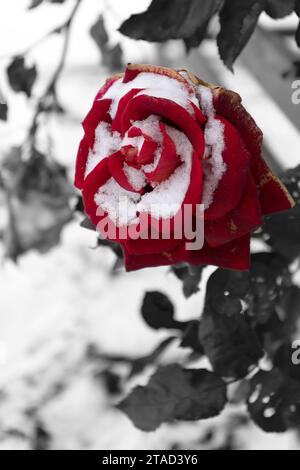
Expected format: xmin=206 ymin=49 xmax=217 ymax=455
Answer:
xmin=205 ymin=268 xmax=250 ymax=317
xmin=80 ymin=217 xmax=96 ymax=231
xmin=246 ymin=253 xmax=289 ymax=325
xmin=118 ymin=364 xmax=227 ymax=431
xmin=141 ymin=291 xmax=181 ymax=330
xmin=265 ymin=0 xmax=295 ymax=18
xmin=217 ymin=0 xmax=265 ymax=70
xmin=119 ymin=0 xmax=223 ymax=43
xmin=261 ymin=166 xmax=300 ymax=261
xmin=180 ymin=320 xmax=204 ymax=355
xmin=247 ymin=369 xmax=300 ymax=433
xmin=273 ymin=343 xmax=300 ymax=382
xmin=7 ymin=56 xmax=37 ymax=97
xmin=199 ymin=302 xmax=263 ymax=379
xmin=171 ymin=264 xmax=204 ymax=298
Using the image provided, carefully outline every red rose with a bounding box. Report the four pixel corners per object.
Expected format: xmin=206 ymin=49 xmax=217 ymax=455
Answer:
xmin=75 ymin=64 xmax=294 ymax=271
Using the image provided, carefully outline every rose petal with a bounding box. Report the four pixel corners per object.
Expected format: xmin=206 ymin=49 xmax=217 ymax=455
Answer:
xmin=123 ymin=241 xmax=186 ymax=271
xmin=204 ymin=116 xmax=250 ymax=221
xmin=187 ymin=235 xmax=250 ymax=271
xmin=212 ymin=87 xmax=263 ymax=160
xmin=82 ymin=158 xmax=111 ymax=227
xmin=251 ymin=157 xmax=295 ymax=215
xmin=145 ymin=123 xmax=181 ymax=183
xmin=205 ymin=173 xmax=262 ymax=247
xmin=108 ymin=151 xmax=144 ymax=193
xmin=82 ymin=99 xmax=111 ymax=147
xmin=74 ymin=136 xmax=90 ymax=190
xmin=124 ymin=236 xmax=182 ymax=256
xmin=121 ymin=95 xmax=205 ymax=158
xmin=111 ymin=88 xmax=143 ymax=133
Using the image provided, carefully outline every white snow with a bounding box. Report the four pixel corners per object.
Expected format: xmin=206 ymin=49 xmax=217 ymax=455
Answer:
xmin=197 ymin=85 xmax=226 ymax=209
xmin=85 ymin=122 xmax=122 ymax=177
xmin=95 ymin=178 xmax=140 ymax=226
xmin=134 ymin=115 xmax=163 ymax=144
xmin=123 ymin=163 xmax=146 ymax=191
xmin=94 ymin=125 xmax=193 ymax=224
xmin=101 ymin=72 xmax=199 ymax=119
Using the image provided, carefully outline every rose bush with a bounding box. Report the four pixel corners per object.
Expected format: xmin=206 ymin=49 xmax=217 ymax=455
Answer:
xmin=75 ymin=64 xmax=294 ymax=271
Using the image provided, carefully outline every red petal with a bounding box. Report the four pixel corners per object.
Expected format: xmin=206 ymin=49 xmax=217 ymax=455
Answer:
xmin=125 ymin=237 xmax=181 ymax=256
xmin=251 ymin=157 xmax=295 ymax=215
xmin=204 ymin=116 xmax=250 ymax=221
xmin=122 ymin=241 xmax=186 ymax=271
xmin=212 ymin=87 xmax=263 ymax=160
xmin=187 ymin=235 xmax=250 ymax=271
xmin=111 ymin=88 xmax=142 ymax=133
xmin=205 ymin=173 xmax=262 ymax=247
xmin=108 ymin=152 xmax=143 ymax=193
xmin=138 ymin=137 xmax=157 ymax=165
xmin=82 ymin=99 xmax=111 ymax=147
xmin=95 ymin=74 xmax=123 ymax=101
xmin=191 ymin=102 xmax=207 ymax=127
xmin=74 ymin=136 xmax=90 ymax=190
xmin=121 ymin=95 xmax=205 ymax=158
xmin=82 ymin=158 xmax=111 ymax=227
xmin=145 ymin=123 xmax=181 ymax=183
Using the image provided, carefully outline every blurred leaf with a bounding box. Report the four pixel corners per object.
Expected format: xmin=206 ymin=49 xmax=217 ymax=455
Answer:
xmin=118 ymin=364 xmax=227 ymax=431
xmin=90 ymin=14 xmax=109 ymax=50
xmin=141 ymin=291 xmax=182 ymax=330
xmin=29 ymin=0 xmax=67 ymax=6
xmin=101 ymin=43 xmax=123 ymax=72
xmin=97 ymin=237 xmax=123 ymax=259
xmin=90 ymin=14 xmax=123 ymax=72
xmin=99 ymin=370 xmax=122 ymax=396
xmin=171 ymin=264 xmax=204 ymax=298
xmin=1 ymin=147 xmax=73 ymax=259
xmin=199 ymin=295 xmax=263 ymax=379
xmin=265 ymin=0 xmax=295 ymax=18
xmin=28 ymin=0 xmax=44 ymax=8
xmin=31 ymin=422 xmax=51 ymax=450
xmin=247 ymin=369 xmax=300 ymax=433
xmin=217 ymin=0 xmax=264 ymax=70
xmin=296 ymin=1 xmax=300 ymax=47
xmin=0 ymin=88 xmax=8 ymax=121
xmin=7 ymin=56 xmax=37 ymax=97
xmin=119 ymin=0 xmax=223 ymax=43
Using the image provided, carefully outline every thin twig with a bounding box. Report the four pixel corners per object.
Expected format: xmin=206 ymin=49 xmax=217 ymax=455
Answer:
xmin=28 ymin=0 xmax=82 ymax=145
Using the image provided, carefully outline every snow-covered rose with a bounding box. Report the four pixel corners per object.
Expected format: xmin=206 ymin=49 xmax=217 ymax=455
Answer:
xmin=75 ymin=64 xmax=294 ymax=271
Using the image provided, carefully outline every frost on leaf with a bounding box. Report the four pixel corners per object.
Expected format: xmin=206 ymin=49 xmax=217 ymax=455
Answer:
xmin=247 ymin=369 xmax=300 ymax=433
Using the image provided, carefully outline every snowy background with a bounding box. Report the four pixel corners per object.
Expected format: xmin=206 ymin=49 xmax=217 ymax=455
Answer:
xmin=0 ymin=0 xmax=300 ymax=450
